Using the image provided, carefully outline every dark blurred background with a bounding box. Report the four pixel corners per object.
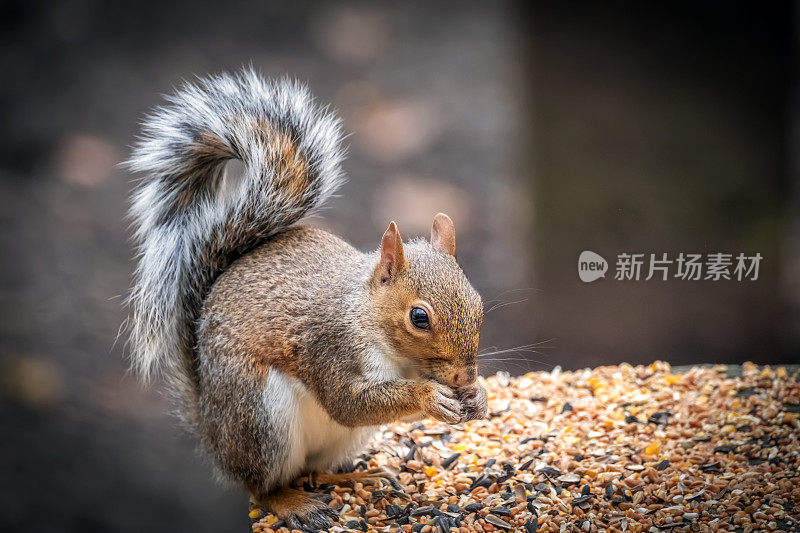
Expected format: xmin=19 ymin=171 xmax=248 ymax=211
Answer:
xmin=0 ymin=1 xmax=797 ymax=531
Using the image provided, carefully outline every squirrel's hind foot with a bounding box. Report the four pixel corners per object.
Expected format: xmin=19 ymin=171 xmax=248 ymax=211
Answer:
xmin=250 ymin=486 xmax=338 ymax=532
xmin=308 ymin=467 xmax=402 ymax=491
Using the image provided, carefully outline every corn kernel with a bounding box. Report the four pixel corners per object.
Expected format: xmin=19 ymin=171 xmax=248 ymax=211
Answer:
xmin=645 ymin=441 xmax=660 ymax=456
xmin=665 ymin=374 xmax=682 ymax=385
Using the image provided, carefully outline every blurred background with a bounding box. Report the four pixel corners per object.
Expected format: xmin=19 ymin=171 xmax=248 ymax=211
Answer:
xmin=1 ymin=1 xmax=797 ymax=531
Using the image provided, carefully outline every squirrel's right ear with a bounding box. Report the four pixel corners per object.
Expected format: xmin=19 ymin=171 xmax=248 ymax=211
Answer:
xmin=378 ymin=221 xmax=406 ymax=284
xmin=430 ymin=213 xmax=456 ymax=256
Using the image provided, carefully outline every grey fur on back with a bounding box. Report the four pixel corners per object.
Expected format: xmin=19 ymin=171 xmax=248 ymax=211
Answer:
xmin=125 ymin=68 xmax=345 ymax=420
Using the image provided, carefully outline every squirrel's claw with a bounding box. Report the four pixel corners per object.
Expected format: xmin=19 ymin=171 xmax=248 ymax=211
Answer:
xmin=309 ymin=467 xmax=402 ymax=492
xmin=423 ymin=382 xmax=464 ymax=424
xmin=285 ymin=509 xmax=333 ymax=532
xmin=457 ymin=384 xmax=489 ymax=422
xmin=386 ymin=474 xmax=403 ymax=491
xmin=251 ymin=486 xmax=338 ymax=531
xmin=283 ymin=503 xmax=337 ymax=532
xmin=364 ymin=467 xmax=403 ymax=491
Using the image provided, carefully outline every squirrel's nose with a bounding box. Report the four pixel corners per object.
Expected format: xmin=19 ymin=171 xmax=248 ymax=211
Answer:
xmin=451 ymin=367 xmax=477 ymax=387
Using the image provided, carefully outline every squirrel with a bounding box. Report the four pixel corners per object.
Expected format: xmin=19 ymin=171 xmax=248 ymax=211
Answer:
xmin=126 ymin=68 xmax=487 ymax=530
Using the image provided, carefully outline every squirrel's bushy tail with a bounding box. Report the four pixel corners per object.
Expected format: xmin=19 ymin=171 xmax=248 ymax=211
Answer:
xmin=126 ymin=69 xmax=344 ymax=418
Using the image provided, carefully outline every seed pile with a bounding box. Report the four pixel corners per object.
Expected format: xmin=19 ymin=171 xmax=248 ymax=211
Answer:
xmin=253 ymin=362 xmax=799 ymax=532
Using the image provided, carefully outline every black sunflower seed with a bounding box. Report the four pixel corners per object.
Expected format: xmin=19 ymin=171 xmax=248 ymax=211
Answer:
xmin=385 ymin=504 xmax=402 ymax=518
xmin=469 ymin=473 xmax=493 ymax=490
xmin=441 ymin=453 xmax=460 ymax=470
xmin=648 ymin=411 xmax=671 ymax=425
xmin=536 ymin=466 xmax=561 ymax=477
xmin=464 ymin=503 xmax=484 ymax=513
xmin=404 ymin=444 xmax=417 ymax=462
xmin=344 ymin=519 xmax=368 ymax=531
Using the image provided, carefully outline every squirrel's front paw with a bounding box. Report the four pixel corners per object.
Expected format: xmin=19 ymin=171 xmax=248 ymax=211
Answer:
xmin=456 ymin=383 xmax=488 ymax=422
xmin=421 ymin=382 xmax=462 ymax=424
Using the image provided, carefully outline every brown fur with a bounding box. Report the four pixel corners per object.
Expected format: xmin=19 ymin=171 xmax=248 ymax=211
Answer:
xmin=194 ymin=220 xmax=484 ymax=526
xmin=272 ymin=132 xmax=311 ymax=199
xmin=247 ymin=117 xmax=311 ymax=200
xmin=368 ymin=227 xmax=483 ymax=387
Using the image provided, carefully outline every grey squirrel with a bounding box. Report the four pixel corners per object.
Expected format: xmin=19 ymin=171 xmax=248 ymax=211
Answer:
xmin=126 ymin=68 xmax=487 ymax=530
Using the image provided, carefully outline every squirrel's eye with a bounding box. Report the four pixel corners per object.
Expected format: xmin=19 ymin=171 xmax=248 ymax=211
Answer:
xmin=410 ymin=307 xmax=430 ymax=330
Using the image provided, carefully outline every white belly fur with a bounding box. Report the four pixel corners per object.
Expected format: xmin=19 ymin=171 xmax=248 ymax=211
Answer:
xmin=262 ymin=369 xmax=376 ymax=483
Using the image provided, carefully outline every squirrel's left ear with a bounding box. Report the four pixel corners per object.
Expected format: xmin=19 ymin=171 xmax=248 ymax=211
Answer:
xmin=378 ymin=221 xmax=406 ymax=284
xmin=431 ymin=213 xmax=456 ymax=256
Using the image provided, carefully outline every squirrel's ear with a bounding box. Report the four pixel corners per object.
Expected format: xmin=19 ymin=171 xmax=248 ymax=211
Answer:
xmin=430 ymin=213 xmax=456 ymax=256
xmin=379 ymin=221 xmax=406 ymax=284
